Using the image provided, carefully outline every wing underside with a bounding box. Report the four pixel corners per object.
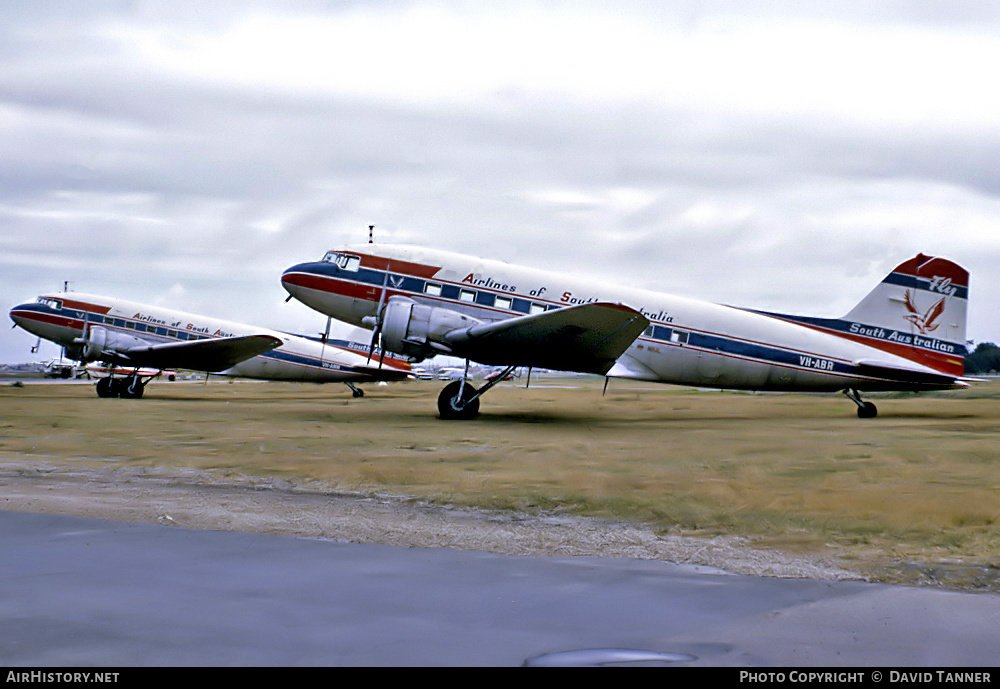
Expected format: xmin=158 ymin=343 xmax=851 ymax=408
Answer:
xmin=102 ymin=334 xmax=284 ymax=372
xmin=444 ymin=302 xmax=649 ymax=375
xmin=341 ymin=364 xmax=413 ymax=381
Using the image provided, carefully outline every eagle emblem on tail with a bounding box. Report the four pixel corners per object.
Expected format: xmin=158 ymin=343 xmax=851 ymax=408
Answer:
xmin=903 ymin=289 xmax=945 ymax=334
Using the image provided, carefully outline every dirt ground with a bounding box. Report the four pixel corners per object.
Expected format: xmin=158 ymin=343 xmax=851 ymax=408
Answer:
xmin=0 ymin=457 xmax=857 ymax=582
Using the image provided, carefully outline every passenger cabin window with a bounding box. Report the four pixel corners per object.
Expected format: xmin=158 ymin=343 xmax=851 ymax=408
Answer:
xmin=424 ymin=283 xmax=443 ymax=297
xmin=494 ymin=296 xmax=512 ymax=311
xmin=323 ymin=252 xmax=360 ymax=272
xmin=670 ymin=330 xmax=688 ymax=345
xmin=459 ymin=289 xmax=477 ymax=303
xmin=529 ymin=303 xmax=546 ymax=315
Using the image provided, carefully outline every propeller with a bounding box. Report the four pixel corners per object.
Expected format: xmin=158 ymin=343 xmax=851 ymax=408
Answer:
xmin=367 ymin=264 xmax=391 ymax=367
xmin=319 ymin=316 xmax=331 ymax=365
xmin=78 ymin=310 xmax=91 ymax=361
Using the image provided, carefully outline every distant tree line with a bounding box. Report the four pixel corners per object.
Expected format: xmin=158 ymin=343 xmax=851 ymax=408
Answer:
xmin=965 ymin=342 xmax=1000 ymax=374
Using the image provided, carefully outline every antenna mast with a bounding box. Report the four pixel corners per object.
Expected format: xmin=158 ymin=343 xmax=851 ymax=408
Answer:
xmin=369 ymin=225 xmax=375 ymax=243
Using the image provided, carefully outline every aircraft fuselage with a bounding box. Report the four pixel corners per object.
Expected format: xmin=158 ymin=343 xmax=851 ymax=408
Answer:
xmin=9 ymin=292 xmax=410 ymax=383
xmin=282 ymin=244 xmax=968 ymax=395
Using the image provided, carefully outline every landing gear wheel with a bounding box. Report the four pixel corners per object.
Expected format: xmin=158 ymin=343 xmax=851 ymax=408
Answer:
xmin=119 ymin=376 xmax=145 ymax=399
xmin=96 ymin=377 xmax=119 ymax=398
xmin=352 ymin=387 xmax=365 ymax=398
xmin=437 ymin=381 xmax=480 ymax=420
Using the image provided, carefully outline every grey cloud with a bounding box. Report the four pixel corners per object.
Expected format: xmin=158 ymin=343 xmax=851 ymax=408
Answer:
xmin=3 ymin=2 xmax=1000 ymax=363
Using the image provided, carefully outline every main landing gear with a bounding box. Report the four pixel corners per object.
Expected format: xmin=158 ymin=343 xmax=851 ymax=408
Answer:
xmin=345 ymin=383 xmax=365 ymax=398
xmin=843 ymin=388 xmax=878 ymax=418
xmin=437 ymin=363 xmax=518 ymax=420
xmin=95 ymin=372 xmax=150 ymax=399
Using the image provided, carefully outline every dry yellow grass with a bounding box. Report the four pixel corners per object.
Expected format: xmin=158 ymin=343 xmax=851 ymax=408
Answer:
xmin=2 ymin=376 xmax=999 ymax=586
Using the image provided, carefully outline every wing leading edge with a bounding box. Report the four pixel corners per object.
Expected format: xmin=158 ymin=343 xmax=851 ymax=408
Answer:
xmin=444 ymin=302 xmax=650 ymax=374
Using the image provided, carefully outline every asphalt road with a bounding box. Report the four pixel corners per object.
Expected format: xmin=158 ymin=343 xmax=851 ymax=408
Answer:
xmin=1 ymin=510 xmax=998 ymax=667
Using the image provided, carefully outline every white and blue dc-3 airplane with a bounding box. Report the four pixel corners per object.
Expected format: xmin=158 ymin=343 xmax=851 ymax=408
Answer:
xmin=281 ymin=244 xmax=972 ymax=419
xmin=9 ymin=292 xmax=412 ymax=398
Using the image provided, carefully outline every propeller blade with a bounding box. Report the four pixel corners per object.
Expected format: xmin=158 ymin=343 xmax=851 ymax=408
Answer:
xmin=367 ymin=324 xmax=380 ymax=364
xmin=320 ymin=316 xmax=331 ymax=364
xmin=367 ymin=265 xmax=391 ymax=363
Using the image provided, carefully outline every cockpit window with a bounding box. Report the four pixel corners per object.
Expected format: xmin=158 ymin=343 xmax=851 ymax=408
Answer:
xmin=37 ymin=297 xmax=62 ymax=310
xmin=322 ymin=252 xmax=361 ymax=272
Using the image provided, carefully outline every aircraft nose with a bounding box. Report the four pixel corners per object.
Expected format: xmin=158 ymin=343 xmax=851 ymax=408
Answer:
xmin=281 ymin=262 xmax=320 ymax=297
xmin=9 ymin=303 xmax=33 ymax=329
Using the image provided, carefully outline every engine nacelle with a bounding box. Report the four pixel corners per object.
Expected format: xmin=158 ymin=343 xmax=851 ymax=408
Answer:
xmin=380 ymin=296 xmax=482 ymax=361
xmin=70 ymin=326 xmax=148 ymax=362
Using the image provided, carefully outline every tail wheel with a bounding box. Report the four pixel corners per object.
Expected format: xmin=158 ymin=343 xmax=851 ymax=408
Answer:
xmin=844 ymin=389 xmax=878 ymax=419
xmin=437 ymin=381 xmax=480 ymax=420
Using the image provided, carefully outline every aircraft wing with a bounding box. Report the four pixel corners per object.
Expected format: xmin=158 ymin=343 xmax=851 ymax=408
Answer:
xmin=101 ymin=334 xmax=284 ymax=372
xmin=444 ymin=302 xmax=649 ymax=374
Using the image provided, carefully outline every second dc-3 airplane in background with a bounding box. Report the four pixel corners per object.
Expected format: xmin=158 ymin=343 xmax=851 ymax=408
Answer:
xmin=281 ymin=244 xmax=973 ymax=420
xmin=9 ymin=292 xmax=412 ymax=398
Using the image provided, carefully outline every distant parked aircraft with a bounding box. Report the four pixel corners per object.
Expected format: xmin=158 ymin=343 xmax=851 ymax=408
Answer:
xmin=10 ymin=292 xmax=411 ymax=399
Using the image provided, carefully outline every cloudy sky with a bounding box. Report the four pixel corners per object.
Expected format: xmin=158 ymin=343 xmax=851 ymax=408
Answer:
xmin=3 ymin=0 xmax=999 ymax=363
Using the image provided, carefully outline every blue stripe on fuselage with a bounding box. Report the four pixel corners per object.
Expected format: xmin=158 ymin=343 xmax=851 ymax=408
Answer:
xmin=681 ymin=330 xmax=851 ymax=375
xmin=20 ymin=302 xmax=230 ymax=345
xmin=258 ymin=347 xmax=345 ymax=372
xmin=747 ymin=312 xmax=967 ymax=357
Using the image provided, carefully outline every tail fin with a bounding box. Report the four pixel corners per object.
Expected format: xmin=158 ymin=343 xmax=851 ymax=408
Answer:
xmin=755 ymin=254 xmax=969 ymax=377
xmin=839 ymin=254 xmax=968 ymax=376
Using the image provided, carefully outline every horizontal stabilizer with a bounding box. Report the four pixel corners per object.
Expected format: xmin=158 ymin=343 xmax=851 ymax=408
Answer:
xmin=105 ymin=334 xmax=284 ymax=372
xmin=853 ymin=358 xmax=959 ymax=386
xmin=445 ymin=302 xmax=650 ymax=375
